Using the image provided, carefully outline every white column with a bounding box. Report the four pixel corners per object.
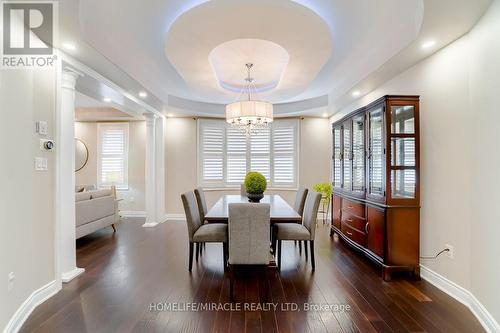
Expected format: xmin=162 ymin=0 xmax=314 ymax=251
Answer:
xmin=57 ymin=68 xmax=84 ymax=282
xmin=155 ymin=116 xmax=166 ymax=222
xmin=143 ymin=113 xmax=158 ymax=227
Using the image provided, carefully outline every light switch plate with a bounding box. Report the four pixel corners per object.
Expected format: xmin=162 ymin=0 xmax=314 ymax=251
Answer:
xmin=36 ymin=121 xmax=48 ymax=135
xmin=34 ymin=157 xmax=48 ymax=171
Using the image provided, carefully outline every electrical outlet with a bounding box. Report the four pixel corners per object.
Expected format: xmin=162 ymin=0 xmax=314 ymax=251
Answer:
xmin=445 ymin=244 xmax=454 ymax=259
xmin=7 ymin=272 xmax=15 ymax=292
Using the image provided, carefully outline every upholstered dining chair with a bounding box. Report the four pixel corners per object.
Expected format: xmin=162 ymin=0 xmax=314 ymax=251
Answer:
xmin=275 ymin=191 xmax=321 ymax=271
xmin=181 ymin=191 xmax=228 ymax=272
xmin=194 ymin=187 xmax=208 ymax=256
xmin=228 ymin=203 xmax=270 ymax=301
xmin=294 ymin=187 xmax=309 ymax=217
xmin=293 ymin=187 xmax=308 ymax=250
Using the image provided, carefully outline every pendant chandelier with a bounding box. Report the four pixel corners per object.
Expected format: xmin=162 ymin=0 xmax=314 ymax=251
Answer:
xmin=225 ymin=63 xmax=273 ymax=135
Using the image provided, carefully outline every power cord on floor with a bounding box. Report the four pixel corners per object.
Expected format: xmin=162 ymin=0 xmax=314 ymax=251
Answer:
xmin=420 ymin=248 xmax=450 ymax=260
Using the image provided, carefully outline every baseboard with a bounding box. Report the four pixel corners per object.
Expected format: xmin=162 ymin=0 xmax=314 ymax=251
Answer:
xmin=420 ymin=265 xmax=500 ymax=333
xmin=3 ymin=280 xmax=60 ymax=333
xmin=120 ymin=210 xmax=147 ymax=218
xmin=164 ymin=213 xmax=186 ymax=221
xmin=61 ymin=267 xmax=85 ymax=283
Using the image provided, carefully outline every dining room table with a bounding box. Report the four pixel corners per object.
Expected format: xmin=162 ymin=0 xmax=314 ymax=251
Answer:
xmin=204 ymin=194 xmax=301 ymax=223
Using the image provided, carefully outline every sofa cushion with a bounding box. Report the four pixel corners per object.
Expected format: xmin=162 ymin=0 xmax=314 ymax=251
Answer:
xmin=76 ymin=192 xmax=91 ymax=202
xmin=76 ymin=196 xmax=115 ymax=227
xmin=90 ymin=189 xmax=112 ymax=199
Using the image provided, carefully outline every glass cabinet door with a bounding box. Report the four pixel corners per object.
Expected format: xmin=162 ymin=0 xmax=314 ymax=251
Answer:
xmin=352 ymin=115 xmax=365 ymax=193
xmin=333 ymin=126 xmax=342 ymax=189
xmin=368 ymin=107 xmax=384 ymax=196
xmin=342 ymin=121 xmax=352 ymax=191
xmin=390 ymin=104 xmax=416 ymax=199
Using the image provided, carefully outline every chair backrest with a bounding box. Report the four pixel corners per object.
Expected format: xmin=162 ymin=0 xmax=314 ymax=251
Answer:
xmin=240 ymin=184 xmax=246 ymax=196
xmin=228 ymin=203 xmax=270 ymax=265
xmin=194 ymin=187 xmax=208 ymax=222
xmin=302 ymin=192 xmax=322 ymax=240
xmin=181 ymin=191 xmax=202 ymax=241
xmin=294 ymin=187 xmax=309 ymax=217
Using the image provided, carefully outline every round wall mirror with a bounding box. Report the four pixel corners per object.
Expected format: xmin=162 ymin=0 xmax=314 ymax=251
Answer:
xmin=75 ymin=138 xmax=89 ymax=172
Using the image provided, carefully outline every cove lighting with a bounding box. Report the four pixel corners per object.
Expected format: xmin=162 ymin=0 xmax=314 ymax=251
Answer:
xmin=421 ymin=40 xmax=436 ymax=49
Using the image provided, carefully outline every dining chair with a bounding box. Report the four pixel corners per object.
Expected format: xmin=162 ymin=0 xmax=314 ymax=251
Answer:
xmin=228 ymin=203 xmax=270 ymax=301
xmin=194 ymin=187 xmax=208 ymax=256
xmin=293 ymin=187 xmax=308 ymax=250
xmin=275 ymin=191 xmax=321 ymax=271
xmin=181 ymin=191 xmax=228 ymax=272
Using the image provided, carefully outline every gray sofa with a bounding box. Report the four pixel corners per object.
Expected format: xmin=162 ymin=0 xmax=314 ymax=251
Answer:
xmin=75 ymin=189 xmax=119 ymax=239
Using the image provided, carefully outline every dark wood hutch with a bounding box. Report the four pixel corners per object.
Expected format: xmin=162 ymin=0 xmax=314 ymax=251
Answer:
xmin=331 ymin=95 xmax=420 ymax=280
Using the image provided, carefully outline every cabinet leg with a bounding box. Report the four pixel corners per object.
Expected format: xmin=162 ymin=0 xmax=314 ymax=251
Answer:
xmin=413 ymin=266 xmax=421 ymax=280
xmin=382 ymin=267 xmax=392 ymax=281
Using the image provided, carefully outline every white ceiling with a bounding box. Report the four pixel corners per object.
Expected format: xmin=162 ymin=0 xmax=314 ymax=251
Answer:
xmin=56 ymin=0 xmax=492 ymax=117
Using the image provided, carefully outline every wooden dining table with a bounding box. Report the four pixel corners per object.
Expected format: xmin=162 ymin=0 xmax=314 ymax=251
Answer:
xmin=205 ymin=194 xmax=301 ymax=223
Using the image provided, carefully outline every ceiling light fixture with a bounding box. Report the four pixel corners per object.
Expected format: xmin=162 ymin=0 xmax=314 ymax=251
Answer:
xmin=62 ymin=42 xmax=76 ymax=51
xmin=139 ymin=91 xmax=148 ymax=98
xmin=322 ymin=113 xmax=329 ymax=118
xmin=421 ymin=40 xmax=436 ymax=49
xmin=103 ymin=97 xmax=112 ymax=103
xmin=226 ymin=63 xmax=273 ymax=136
xmin=352 ymin=91 xmax=360 ymax=97
xmin=167 ymin=113 xmax=174 ymax=118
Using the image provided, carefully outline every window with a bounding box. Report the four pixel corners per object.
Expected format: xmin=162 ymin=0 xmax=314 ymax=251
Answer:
xmin=97 ymin=123 xmax=129 ymax=189
xmin=198 ymin=119 xmax=298 ymax=188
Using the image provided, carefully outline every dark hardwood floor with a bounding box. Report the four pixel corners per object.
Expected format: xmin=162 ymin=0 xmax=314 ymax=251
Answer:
xmin=22 ymin=218 xmax=484 ymax=333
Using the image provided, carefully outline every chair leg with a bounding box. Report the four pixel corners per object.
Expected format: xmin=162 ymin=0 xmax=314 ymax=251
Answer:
xmin=199 ymin=242 xmax=203 ymax=256
xmin=188 ymin=242 xmax=194 ymax=272
xmin=195 ymin=243 xmax=200 ymax=261
xmin=223 ymin=242 xmax=228 ymax=271
xmin=278 ymin=240 xmax=282 ymax=272
xmin=310 ymin=240 xmax=315 ymax=271
xmin=298 ymin=240 xmax=302 ymax=254
xmin=304 ymin=240 xmax=308 ymax=260
xmin=229 ymin=264 xmax=235 ymax=302
xmin=111 ymin=224 xmax=116 ymax=232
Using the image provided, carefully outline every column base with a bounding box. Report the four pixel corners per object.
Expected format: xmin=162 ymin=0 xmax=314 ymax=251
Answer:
xmin=142 ymin=222 xmax=159 ymax=228
xmin=61 ymin=267 xmax=85 ymax=283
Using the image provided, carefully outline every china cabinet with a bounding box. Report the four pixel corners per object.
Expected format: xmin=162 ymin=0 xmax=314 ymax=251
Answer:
xmin=331 ymin=95 xmax=420 ymax=280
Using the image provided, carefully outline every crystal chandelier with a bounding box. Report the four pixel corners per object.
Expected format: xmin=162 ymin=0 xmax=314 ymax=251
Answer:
xmin=225 ymin=63 xmax=273 ymax=135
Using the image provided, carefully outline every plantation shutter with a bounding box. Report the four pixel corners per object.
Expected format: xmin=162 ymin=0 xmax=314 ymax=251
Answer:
xmin=272 ymin=121 xmax=297 ymax=186
xmin=226 ymin=127 xmax=247 ymax=184
xmin=200 ymin=123 xmax=224 ymax=184
xmin=250 ymin=127 xmax=271 ymax=181
xmin=98 ymin=123 xmax=129 ymax=189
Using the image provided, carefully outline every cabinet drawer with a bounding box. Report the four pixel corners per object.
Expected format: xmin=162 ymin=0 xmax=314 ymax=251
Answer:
xmin=342 ymin=199 xmax=365 ymax=218
xmin=341 ymin=223 xmax=366 ymax=247
xmin=342 ymin=212 xmax=366 ymax=232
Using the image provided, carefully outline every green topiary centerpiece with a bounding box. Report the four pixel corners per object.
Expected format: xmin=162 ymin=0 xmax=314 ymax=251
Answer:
xmin=244 ymin=171 xmax=267 ymax=202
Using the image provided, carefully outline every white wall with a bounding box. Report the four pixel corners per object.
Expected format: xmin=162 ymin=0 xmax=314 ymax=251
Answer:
xmin=468 ymin=0 xmax=500 ymax=324
xmin=75 ymin=121 xmax=146 ymax=211
xmin=332 ymin=0 xmax=500 ymax=326
xmin=165 ymin=117 xmax=332 ymax=215
xmin=0 ymin=68 xmax=57 ymax=329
